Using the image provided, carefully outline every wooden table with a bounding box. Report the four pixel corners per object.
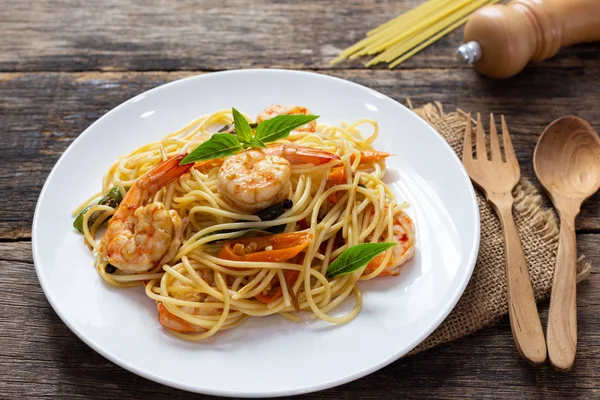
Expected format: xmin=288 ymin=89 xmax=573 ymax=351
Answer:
xmin=1 ymin=1 xmax=598 ymax=398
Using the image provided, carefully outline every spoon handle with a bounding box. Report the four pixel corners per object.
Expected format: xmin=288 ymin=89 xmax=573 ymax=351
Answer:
xmin=495 ymin=199 xmax=547 ymax=365
xmin=547 ymin=216 xmax=578 ymax=371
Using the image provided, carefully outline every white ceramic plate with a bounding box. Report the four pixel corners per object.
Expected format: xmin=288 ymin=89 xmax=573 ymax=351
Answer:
xmin=33 ymin=69 xmax=480 ymax=397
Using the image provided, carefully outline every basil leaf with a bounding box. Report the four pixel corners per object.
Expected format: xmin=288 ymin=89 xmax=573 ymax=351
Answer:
xmin=73 ymin=205 xmax=93 ymax=233
xmin=255 ymin=114 xmax=319 ymax=143
xmin=103 ymin=186 xmax=123 ymax=206
xmin=249 ymin=138 xmax=267 ymax=148
xmin=73 ymin=187 xmax=122 ymax=233
xmin=181 ymin=133 xmax=243 ymax=164
xmin=232 ymin=107 xmax=253 ymax=143
xmin=326 ymin=242 xmax=397 ymax=278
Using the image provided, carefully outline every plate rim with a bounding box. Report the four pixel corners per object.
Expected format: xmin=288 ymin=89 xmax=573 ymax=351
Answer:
xmin=32 ymin=68 xmax=480 ymax=397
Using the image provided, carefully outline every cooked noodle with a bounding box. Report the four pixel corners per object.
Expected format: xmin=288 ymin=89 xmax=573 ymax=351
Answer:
xmin=75 ymin=108 xmax=415 ymax=340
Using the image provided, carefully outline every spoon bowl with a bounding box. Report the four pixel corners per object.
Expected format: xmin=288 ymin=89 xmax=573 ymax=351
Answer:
xmin=534 ymin=117 xmax=600 ymax=203
xmin=533 ymin=116 xmax=600 ymax=372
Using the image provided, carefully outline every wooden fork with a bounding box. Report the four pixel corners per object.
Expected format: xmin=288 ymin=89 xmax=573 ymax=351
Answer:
xmin=462 ymin=113 xmax=547 ymax=365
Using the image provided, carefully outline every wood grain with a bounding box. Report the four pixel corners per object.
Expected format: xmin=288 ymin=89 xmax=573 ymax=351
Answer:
xmin=463 ymin=0 xmax=600 ymax=78
xmin=1 ymin=69 xmax=598 ymax=239
xmin=533 ymin=117 xmax=600 ymax=371
xmin=463 ymin=114 xmax=546 ymax=365
xmin=0 ymin=239 xmax=597 ymax=399
xmin=1 ymin=0 xmax=599 ymax=72
xmin=1 ymin=1 xmax=600 ymax=397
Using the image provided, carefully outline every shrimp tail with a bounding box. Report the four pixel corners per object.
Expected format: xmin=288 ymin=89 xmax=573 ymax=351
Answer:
xmin=140 ymin=154 xmax=192 ymax=195
xmin=326 ymin=167 xmax=347 ymax=186
xmin=115 ymin=154 xmax=192 ymax=218
xmin=265 ymin=144 xmax=340 ymax=166
xmin=194 ymin=158 xmax=224 ymax=173
xmin=365 ymin=210 xmax=415 ymax=276
xmin=350 ymin=150 xmax=392 ymax=164
xmin=326 ymin=167 xmax=347 ymax=204
xmin=157 ymin=302 xmax=203 ymax=333
xmin=325 ymin=150 xmax=391 ymax=204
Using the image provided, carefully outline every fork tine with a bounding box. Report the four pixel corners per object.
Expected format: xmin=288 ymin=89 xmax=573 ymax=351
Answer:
xmin=462 ymin=113 xmax=473 ymax=164
xmin=501 ymin=115 xmax=519 ymax=168
xmin=489 ymin=113 xmax=502 ymax=162
xmin=475 ymin=113 xmax=487 ymax=161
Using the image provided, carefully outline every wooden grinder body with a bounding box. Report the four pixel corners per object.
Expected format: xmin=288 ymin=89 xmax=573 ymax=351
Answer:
xmin=464 ymin=0 xmax=600 ymax=78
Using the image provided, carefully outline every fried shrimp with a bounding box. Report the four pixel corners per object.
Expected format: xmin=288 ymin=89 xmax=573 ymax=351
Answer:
xmin=256 ymin=105 xmax=317 ymax=132
xmin=217 ymin=144 xmax=339 ymax=213
xmin=99 ymin=154 xmax=192 ymax=273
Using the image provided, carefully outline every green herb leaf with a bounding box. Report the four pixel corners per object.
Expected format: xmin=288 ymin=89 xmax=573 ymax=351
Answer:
xmin=326 ymin=242 xmax=397 ymax=278
xmin=249 ymin=138 xmax=267 ymax=148
xmin=255 ymin=114 xmax=319 ymax=143
xmin=232 ymin=107 xmax=253 ymax=143
xmin=181 ymin=133 xmax=243 ymax=164
xmin=73 ymin=205 xmax=93 ymax=233
xmin=73 ymin=187 xmax=122 ymax=233
xmin=182 ymin=110 xmax=319 ymax=164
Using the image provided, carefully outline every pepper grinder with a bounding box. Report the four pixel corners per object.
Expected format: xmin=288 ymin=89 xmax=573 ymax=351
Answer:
xmin=456 ymin=0 xmax=600 ymax=78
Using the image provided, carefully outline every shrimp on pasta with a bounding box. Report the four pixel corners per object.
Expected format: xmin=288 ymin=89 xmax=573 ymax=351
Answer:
xmin=218 ymin=144 xmax=339 ymax=212
xmin=256 ymin=105 xmax=317 ymax=132
xmin=99 ymin=154 xmax=192 ymax=274
xmin=73 ymin=104 xmax=416 ymax=341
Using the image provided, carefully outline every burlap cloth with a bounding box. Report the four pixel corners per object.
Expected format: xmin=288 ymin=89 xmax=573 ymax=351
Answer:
xmin=407 ymin=102 xmax=591 ymax=355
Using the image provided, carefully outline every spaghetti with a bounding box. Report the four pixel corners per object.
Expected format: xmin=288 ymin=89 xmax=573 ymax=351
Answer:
xmin=74 ymin=106 xmax=416 ymax=341
xmin=331 ymin=0 xmax=501 ymax=68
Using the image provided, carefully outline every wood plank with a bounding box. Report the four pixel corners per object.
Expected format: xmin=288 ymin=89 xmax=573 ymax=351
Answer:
xmin=3 ymin=1 xmax=599 ymax=398
xmin=1 ymin=0 xmax=599 ymax=72
xmin=0 ymin=235 xmax=597 ymax=398
xmin=1 ymin=69 xmax=598 ymax=239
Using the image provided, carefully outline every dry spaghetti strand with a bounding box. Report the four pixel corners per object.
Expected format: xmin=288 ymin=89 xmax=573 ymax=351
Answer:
xmin=331 ymin=0 xmax=500 ymax=68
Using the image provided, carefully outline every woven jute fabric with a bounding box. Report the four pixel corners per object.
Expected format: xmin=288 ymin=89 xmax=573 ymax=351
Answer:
xmin=407 ymin=102 xmax=590 ymax=355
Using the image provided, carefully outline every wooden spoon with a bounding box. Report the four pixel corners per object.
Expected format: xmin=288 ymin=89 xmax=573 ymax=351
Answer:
xmin=533 ymin=116 xmax=600 ymax=371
